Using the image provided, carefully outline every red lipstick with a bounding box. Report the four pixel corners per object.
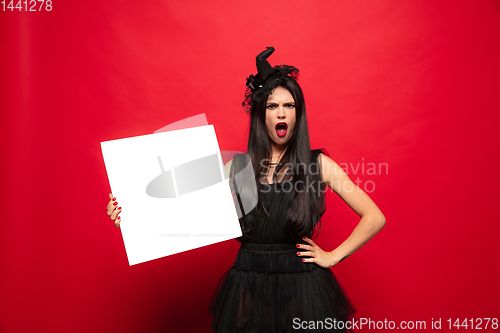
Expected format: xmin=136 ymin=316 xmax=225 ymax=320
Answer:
xmin=275 ymin=122 xmax=288 ymax=137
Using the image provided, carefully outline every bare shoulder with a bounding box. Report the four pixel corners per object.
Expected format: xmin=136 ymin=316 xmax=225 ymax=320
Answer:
xmin=318 ymin=153 xmax=348 ymax=183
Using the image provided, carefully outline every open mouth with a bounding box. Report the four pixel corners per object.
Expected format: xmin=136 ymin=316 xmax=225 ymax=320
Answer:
xmin=275 ymin=122 xmax=288 ymax=137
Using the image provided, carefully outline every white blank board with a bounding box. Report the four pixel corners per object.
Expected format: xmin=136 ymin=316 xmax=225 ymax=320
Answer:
xmin=101 ymin=125 xmax=242 ymax=265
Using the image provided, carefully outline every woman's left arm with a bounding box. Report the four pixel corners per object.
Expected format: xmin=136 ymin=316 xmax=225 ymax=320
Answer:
xmin=298 ymin=153 xmax=386 ymax=268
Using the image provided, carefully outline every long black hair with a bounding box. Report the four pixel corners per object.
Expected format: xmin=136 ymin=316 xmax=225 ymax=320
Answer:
xmin=242 ymin=76 xmax=326 ymax=237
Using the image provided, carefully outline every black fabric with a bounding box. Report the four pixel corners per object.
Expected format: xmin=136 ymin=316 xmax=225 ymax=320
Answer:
xmin=209 ymin=149 xmax=356 ymax=332
xmin=242 ymin=47 xmax=299 ymax=114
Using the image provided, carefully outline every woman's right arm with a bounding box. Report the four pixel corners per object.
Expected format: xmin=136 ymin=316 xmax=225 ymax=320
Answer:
xmin=106 ymin=193 xmax=122 ymax=227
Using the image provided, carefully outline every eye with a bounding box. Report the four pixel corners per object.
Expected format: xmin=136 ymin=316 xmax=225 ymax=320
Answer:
xmin=285 ymin=103 xmax=295 ymax=109
xmin=266 ymin=104 xmax=277 ymax=110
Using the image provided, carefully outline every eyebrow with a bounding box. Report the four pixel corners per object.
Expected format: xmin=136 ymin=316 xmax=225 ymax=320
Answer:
xmin=266 ymin=101 xmax=295 ymax=105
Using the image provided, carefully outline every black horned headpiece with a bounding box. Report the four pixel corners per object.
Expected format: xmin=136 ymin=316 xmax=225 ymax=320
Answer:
xmin=242 ymin=47 xmax=299 ymax=113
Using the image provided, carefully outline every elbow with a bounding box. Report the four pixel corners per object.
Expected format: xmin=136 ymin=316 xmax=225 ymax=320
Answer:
xmin=369 ymin=212 xmax=385 ymax=232
xmin=377 ymin=213 xmax=386 ymax=231
xmin=361 ymin=211 xmax=386 ymax=234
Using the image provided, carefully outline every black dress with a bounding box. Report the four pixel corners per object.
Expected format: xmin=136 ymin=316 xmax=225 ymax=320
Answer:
xmin=209 ymin=149 xmax=356 ymax=332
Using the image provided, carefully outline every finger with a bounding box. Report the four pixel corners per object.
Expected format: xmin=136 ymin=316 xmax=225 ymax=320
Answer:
xmin=114 ymin=216 xmax=121 ymax=228
xmin=301 ymin=257 xmax=315 ymax=263
xmin=296 ymin=251 xmax=314 ymax=257
xmin=107 ymin=193 xmax=115 ymax=210
xmin=302 ymin=237 xmax=316 ymax=247
xmin=296 ymin=244 xmax=313 ymax=251
xmin=107 ymin=198 xmax=118 ymax=216
xmin=110 ymin=206 xmax=122 ymax=221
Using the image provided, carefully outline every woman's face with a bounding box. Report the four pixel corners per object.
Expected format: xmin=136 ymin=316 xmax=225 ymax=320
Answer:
xmin=265 ymin=86 xmax=296 ymax=150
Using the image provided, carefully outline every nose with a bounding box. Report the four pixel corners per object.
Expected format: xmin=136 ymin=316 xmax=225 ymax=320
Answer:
xmin=277 ymin=105 xmax=286 ymax=118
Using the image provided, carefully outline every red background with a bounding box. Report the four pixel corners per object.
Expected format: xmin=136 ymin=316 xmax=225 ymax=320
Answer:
xmin=1 ymin=1 xmax=499 ymax=332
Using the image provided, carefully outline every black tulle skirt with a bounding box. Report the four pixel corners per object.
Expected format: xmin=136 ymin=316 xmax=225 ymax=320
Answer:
xmin=209 ymin=243 xmax=356 ymax=333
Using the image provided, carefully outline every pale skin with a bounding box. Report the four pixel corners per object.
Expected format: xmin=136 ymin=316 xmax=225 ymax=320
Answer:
xmin=107 ymin=86 xmax=386 ymax=268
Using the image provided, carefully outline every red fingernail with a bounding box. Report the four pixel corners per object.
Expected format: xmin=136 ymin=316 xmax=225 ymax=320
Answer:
xmin=118 ymin=207 xmax=121 ymax=210
xmin=113 ymin=202 xmax=118 ymax=206
xmin=296 ymin=244 xmax=300 ymax=248
xmin=112 ymin=197 xmax=116 ymax=201
xmin=302 ymin=237 xmax=306 ymax=240
xmin=117 ymin=216 xmax=121 ymax=220
xmin=301 ymin=259 xmax=305 ymax=262
xmin=296 ymin=252 xmax=300 ymax=256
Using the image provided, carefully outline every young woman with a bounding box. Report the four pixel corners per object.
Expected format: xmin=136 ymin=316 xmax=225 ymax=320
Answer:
xmin=106 ymin=47 xmax=386 ymax=332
